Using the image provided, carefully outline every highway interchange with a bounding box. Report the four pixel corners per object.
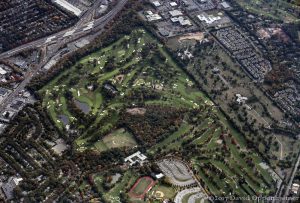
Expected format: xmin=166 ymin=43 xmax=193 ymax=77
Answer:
xmin=0 ymin=0 xmax=128 ymax=115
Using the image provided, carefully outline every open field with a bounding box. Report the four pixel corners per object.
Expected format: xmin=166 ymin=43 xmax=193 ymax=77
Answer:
xmin=102 ymin=128 xmax=137 ymax=149
xmin=76 ymin=128 xmax=137 ymax=152
xmin=150 ymin=184 xmax=177 ymax=200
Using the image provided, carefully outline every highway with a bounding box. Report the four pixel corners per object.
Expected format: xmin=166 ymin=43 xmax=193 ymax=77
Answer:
xmin=0 ymin=0 xmax=128 ymax=115
xmin=0 ymin=0 xmax=126 ymax=59
xmin=272 ymin=151 xmax=300 ymax=202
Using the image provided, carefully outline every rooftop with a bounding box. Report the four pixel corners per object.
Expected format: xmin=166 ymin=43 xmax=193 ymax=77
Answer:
xmin=171 ymin=16 xmax=192 ymax=26
xmin=170 ymin=2 xmax=178 ymax=7
xmin=146 ymin=13 xmax=162 ymax=21
xmin=152 ymin=1 xmax=161 ymax=7
xmin=169 ymin=10 xmax=183 ymax=17
xmin=220 ymin=1 xmax=230 ymax=9
xmin=125 ymin=151 xmax=147 ymax=166
xmin=197 ymin=13 xmax=221 ymax=24
xmin=0 ymin=67 xmax=7 ymax=75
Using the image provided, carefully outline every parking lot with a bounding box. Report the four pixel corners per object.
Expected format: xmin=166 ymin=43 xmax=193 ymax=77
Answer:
xmin=213 ymin=26 xmax=272 ymax=81
xmin=157 ymin=159 xmax=196 ymax=187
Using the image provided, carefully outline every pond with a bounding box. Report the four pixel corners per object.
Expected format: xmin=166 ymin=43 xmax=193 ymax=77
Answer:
xmin=75 ymin=100 xmax=90 ymax=114
xmin=58 ymin=114 xmax=69 ymax=126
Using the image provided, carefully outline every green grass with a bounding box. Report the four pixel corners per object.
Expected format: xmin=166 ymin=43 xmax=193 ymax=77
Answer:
xmin=92 ymin=174 xmax=104 ymax=191
xmin=193 ymin=126 xmax=216 ymax=145
xmin=103 ymin=170 xmax=137 ymax=202
xmin=196 ymin=166 xmax=220 ymax=195
xmin=206 ymin=127 xmax=222 ymax=149
xmin=76 ymin=119 xmax=136 ymax=153
xmin=150 ymin=184 xmax=176 ymax=200
xmin=39 ymin=28 xmax=276 ymax=199
xmin=148 ymin=122 xmax=192 ymax=153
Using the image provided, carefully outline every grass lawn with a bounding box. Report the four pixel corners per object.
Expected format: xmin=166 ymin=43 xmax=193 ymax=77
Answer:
xmin=103 ymin=170 xmax=138 ymax=202
xmin=193 ymin=126 xmax=216 ymax=145
xmin=92 ymin=174 xmax=104 ymax=191
xmin=196 ymin=166 xmax=220 ymax=195
xmin=76 ymin=128 xmax=137 ymax=152
xmin=102 ymin=128 xmax=137 ymax=149
xmin=150 ymin=184 xmax=176 ymax=200
xmin=39 ymin=27 xmax=276 ymax=199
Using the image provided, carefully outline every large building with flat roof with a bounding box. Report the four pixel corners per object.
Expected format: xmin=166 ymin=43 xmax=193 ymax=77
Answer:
xmin=169 ymin=10 xmax=183 ymax=17
xmin=125 ymin=151 xmax=147 ymax=166
xmin=152 ymin=1 xmax=161 ymax=7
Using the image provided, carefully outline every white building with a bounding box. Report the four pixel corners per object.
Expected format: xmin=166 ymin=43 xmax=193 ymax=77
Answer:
xmin=146 ymin=10 xmax=153 ymax=15
xmin=170 ymin=2 xmax=178 ymax=7
xmin=145 ymin=11 xmax=162 ymax=21
xmin=152 ymin=1 xmax=161 ymax=7
xmin=220 ymin=1 xmax=230 ymax=9
xmin=198 ymin=13 xmax=221 ymax=24
xmin=124 ymin=151 xmax=147 ymax=166
xmin=0 ymin=67 xmax=7 ymax=75
xmin=155 ymin=173 xmax=164 ymax=179
xmin=292 ymin=183 xmax=299 ymax=194
xmin=171 ymin=16 xmax=192 ymax=26
xmin=236 ymin=94 xmax=248 ymax=104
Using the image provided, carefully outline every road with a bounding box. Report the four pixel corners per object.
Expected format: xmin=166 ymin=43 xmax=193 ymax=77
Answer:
xmin=273 ymin=151 xmax=300 ymax=202
xmin=0 ymin=0 xmax=126 ymax=59
xmin=283 ymin=151 xmax=300 ymax=198
xmin=186 ymin=162 xmax=209 ymax=200
xmin=0 ymin=0 xmax=128 ymax=115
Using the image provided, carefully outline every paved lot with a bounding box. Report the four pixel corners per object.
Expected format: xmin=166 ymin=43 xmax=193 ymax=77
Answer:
xmin=157 ymin=159 xmax=196 ymax=186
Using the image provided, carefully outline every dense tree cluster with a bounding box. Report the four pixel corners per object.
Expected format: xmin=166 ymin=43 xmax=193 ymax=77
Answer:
xmin=125 ymin=87 xmax=161 ymax=101
xmin=118 ymin=105 xmax=185 ymax=146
